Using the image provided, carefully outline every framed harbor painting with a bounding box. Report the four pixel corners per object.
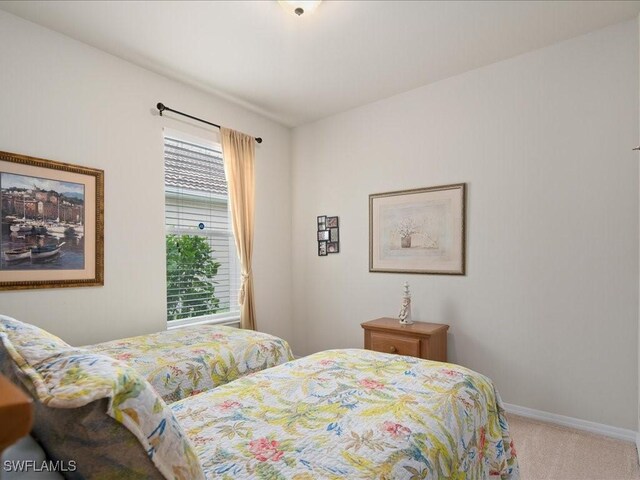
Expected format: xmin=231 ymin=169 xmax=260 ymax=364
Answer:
xmin=0 ymin=151 xmax=104 ymax=290
xmin=369 ymin=183 xmax=466 ymax=275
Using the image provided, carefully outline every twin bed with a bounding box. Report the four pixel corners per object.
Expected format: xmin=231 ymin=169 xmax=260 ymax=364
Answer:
xmin=85 ymin=324 xmax=294 ymax=403
xmin=0 ymin=315 xmax=519 ymax=479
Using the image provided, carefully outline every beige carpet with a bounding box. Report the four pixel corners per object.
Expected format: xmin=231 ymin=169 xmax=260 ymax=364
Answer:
xmin=507 ymin=414 xmax=640 ymax=480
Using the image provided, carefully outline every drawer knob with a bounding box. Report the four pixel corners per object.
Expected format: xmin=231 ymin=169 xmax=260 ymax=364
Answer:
xmin=389 ymin=346 xmax=397 ymax=353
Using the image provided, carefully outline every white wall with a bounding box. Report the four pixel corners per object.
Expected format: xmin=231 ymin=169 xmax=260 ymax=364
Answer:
xmin=0 ymin=11 xmax=293 ymax=346
xmin=292 ymin=20 xmax=639 ymax=430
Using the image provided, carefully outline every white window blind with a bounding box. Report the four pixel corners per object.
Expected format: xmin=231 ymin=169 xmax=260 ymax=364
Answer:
xmin=164 ymin=135 xmax=240 ymax=325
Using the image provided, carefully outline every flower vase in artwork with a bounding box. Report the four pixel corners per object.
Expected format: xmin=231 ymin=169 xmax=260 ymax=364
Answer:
xmin=401 ymin=235 xmax=412 ymax=248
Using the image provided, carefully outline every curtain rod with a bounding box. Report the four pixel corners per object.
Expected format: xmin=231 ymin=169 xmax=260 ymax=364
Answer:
xmin=156 ymin=103 xmax=263 ymax=144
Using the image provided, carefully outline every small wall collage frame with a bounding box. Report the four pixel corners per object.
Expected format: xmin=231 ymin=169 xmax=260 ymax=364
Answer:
xmin=317 ymin=215 xmax=339 ymax=256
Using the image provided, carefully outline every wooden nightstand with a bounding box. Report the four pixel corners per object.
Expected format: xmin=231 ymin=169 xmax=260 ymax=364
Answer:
xmin=361 ymin=317 xmax=449 ymax=362
xmin=0 ymin=373 xmax=33 ymax=453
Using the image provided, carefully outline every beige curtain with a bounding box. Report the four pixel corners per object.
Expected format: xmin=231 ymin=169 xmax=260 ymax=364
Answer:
xmin=220 ymin=127 xmax=256 ymax=330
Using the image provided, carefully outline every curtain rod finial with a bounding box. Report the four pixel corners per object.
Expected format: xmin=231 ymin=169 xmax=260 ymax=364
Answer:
xmin=256 ymin=137 xmax=263 ymax=144
xmin=157 ymin=102 xmax=165 ymax=116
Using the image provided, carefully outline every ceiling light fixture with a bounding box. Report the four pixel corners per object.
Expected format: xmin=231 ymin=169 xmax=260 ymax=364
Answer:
xmin=278 ymin=1 xmax=321 ymax=17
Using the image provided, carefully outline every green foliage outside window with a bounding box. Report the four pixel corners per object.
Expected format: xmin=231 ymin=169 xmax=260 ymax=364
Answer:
xmin=166 ymin=234 xmax=222 ymax=320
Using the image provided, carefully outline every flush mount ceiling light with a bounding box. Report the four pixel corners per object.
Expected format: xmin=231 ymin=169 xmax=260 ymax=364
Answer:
xmin=278 ymin=0 xmax=321 ymax=17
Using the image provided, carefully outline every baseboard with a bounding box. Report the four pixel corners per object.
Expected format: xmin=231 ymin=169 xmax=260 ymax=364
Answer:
xmin=636 ymin=432 xmax=640 ymax=462
xmin=503 ymin=402 xmax=636 ymax=443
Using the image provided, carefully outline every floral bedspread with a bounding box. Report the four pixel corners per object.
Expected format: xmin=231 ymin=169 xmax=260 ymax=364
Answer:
xmin=86 ymin=325 xmax=294 ymax=403
xmin=0 ymin=315 xmax=203 ymax=479
xmin=172 ymin=349 xmax=519 ymax=479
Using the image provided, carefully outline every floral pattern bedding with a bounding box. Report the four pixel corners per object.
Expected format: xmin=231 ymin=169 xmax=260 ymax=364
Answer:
xmin=0 ymin=315 xmax=203 ymax=479
xmin=86 ymin=324 xmax=294 ymax=403
xmin=172 ymin=349 xmax=519 ymax=480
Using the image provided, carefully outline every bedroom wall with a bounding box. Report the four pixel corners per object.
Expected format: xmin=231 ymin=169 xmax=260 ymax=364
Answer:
xmin=0 ymin=11 xmax=293 ymax=346
xmin=292 ymin=20 xmax=639 ymax=430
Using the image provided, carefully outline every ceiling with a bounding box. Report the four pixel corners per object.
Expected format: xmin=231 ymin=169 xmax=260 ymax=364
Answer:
xmin=1 ymin=1 xmax=639 ymax=127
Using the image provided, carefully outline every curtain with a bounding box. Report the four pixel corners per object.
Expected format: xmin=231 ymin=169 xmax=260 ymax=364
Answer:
xmin=220 ymin=127 xmax=256 ymax=330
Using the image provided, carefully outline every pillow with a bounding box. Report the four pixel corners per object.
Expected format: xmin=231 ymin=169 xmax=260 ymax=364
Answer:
xmin=0 ymin=315 xmax=73 ymax=364
xmin=0 ymin=316 xmax=204 ymax=480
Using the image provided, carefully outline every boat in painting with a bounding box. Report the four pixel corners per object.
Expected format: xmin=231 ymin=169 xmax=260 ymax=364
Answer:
xmin=47 ymin=203 xmax=78 ymax=236
xmin=9 ymin=223 xmax=32 ymax=233
xmin=3 ymin=248 xmax=31 ymax=262
xmin=32 ymin=224 xmax=48 ymax=235
xmin=9 ymin=222 xmax=48 ymax=235
xmin=8 ymin=196 xmax=28 ymax=232
xmin=30 ymin=242 xmax=65 ymax=260
xmin=47 ymin=223 xmax=68 ymax=234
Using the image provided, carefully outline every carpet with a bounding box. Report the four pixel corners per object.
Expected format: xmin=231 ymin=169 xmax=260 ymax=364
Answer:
xmin=506 ymin=413 xmax=639 ymax=480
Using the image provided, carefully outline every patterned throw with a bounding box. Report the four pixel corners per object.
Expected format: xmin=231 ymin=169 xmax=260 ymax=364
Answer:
xmin=0 ymin=316 xmax=204 ymax=480
xmin=172 ymin=349 xmax=519 ymax=480
xmin=86 ymin=324 xmax=294 ymax=403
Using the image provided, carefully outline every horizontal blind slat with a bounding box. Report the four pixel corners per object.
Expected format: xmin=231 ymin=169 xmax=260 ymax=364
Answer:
xmin=164 ymin=135 xmax=240 ymax=323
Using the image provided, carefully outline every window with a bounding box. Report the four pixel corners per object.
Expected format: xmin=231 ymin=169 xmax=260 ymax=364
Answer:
xmin=164 ymin=133 xmax=240 ymax=327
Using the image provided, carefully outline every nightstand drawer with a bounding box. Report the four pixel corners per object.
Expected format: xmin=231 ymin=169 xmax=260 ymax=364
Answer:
xmin=370 ymin=332 xmax=420 ymax=357
xmin=362 ymin=318 xmax=449 ymax=362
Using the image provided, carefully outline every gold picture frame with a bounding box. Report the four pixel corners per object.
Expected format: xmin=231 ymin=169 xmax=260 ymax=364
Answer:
xmin=369 ymin=183 xmax=466 ymax=275
xmin=0 ymin=151 xmax=104 ymax=290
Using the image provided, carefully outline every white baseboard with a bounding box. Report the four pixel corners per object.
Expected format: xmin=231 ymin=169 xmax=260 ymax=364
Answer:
xmin=503 ymin=402 xmax=636 ymax=443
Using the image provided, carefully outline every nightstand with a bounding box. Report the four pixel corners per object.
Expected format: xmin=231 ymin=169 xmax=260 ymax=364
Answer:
xmin=0 ymin=373 xmax=33 ymax=454
xmin=361 ymin=317 xmax=449 ymax=362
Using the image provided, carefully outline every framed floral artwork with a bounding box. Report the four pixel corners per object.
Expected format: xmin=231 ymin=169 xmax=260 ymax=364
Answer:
xmin=369 ymin=183 xmax=465 ymax=274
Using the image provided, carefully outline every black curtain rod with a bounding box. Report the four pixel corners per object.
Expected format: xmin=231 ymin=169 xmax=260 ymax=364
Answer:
xmin=156 ymin=102 xmax=263 ymax=144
